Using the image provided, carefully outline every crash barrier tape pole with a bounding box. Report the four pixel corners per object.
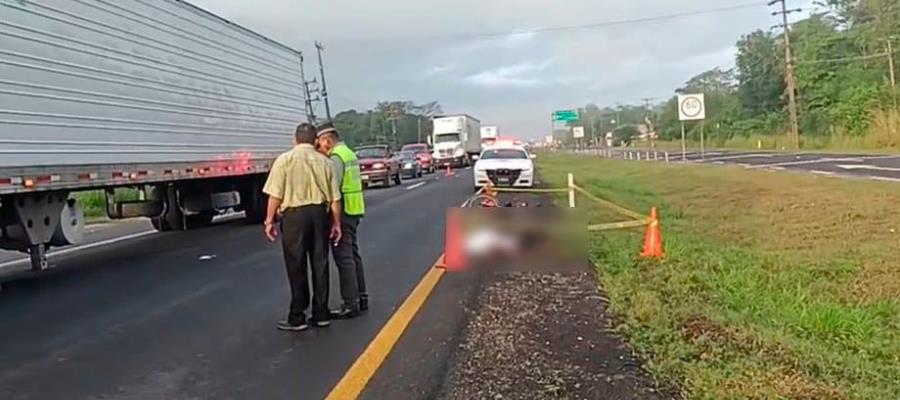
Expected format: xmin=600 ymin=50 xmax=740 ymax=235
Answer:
xmin=568 ymin=173 xmax=576 ymax=208
xmin=637 ymin=152 xmax=642 ymax=161
xmin=665 ymin=152 xmax=670 ymax=163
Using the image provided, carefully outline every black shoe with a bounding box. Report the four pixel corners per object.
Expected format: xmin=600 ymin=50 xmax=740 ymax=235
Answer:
xmin=276 ymin=319 xmax=308 ymax=332
xmin=359 ymin=295 xmax=369 ymax=312
xmin=330 ymin=305 xmax=361 ymax=320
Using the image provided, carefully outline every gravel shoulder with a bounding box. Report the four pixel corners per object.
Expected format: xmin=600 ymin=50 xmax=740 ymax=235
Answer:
xmin=437 ymin=267 xmax=675 ymax=400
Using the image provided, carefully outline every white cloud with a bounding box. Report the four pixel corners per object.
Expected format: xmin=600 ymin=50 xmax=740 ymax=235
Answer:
xmin=464 ymin=60 xmax=553 ymax=88
xmin=423 ymin=64 xmax=457 ymax=76
xmin=184 ymin=0 xmax=820 ymax=139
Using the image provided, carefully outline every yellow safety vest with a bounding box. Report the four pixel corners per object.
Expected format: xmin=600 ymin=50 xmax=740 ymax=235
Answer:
xmin=332 ymin=143 xmax=365 ymax=216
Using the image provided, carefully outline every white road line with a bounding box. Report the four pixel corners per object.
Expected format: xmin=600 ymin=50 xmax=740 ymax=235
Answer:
xmin=406 ymin=182 xmax=427 ymax=191
xmin=746 ymin=157 xmax=857 ymax=169
xmin=0 ymin=230 xmax=157 ymax=270
xmin=702 ymin=153 xmax=774 ymax=162
xmin=837 ymin=164 xmax=900 ymax=172
xmin=809 ymin=170 xmax=837 ymax=177
xmin=870 ymin=176 xmax=900 ymax=183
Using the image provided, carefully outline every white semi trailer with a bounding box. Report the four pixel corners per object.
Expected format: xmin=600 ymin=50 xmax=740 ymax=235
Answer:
xmin=0 ymin=0 xmax=307 ymax=271
xmin=431 ymin=115 xmax=481 ymax=168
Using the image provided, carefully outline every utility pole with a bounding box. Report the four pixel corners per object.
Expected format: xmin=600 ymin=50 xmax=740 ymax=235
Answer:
xmin=299 ymin=53 xmax=316 ymax=124
xmin=615 ymin=102 xmax=622 ymax=126
xmin=314 ymin=41 xmax=332 ymax=122
xmin=770 ymin=0 xmax=802 ymax=150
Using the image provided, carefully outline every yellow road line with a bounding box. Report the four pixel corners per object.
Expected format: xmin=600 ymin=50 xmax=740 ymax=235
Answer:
xmin=325 ymin=257 xmax=447 ymax=400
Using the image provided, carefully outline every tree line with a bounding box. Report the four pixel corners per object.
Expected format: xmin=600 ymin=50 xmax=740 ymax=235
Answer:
xmin=569 ymin=0 xmax=900 ymax=149
xmin=330 ymin=101 xmax=443 ymax=148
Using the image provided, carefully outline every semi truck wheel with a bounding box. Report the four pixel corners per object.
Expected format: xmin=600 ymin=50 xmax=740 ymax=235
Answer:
xmin=240 ymin=178 xmax=266 ymax=224
xmin=149 ymin=185 xmax=185 ymax=232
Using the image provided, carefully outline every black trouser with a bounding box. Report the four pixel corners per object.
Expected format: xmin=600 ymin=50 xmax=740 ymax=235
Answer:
xmin=333 ymin=213 xmax=367 ymax=309
xmin=280 ymin=204 xmax=330 ymax=323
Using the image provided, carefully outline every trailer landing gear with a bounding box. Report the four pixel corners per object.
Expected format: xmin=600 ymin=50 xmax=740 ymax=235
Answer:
xmin=29 ymin=244 xmax=48 ymax=271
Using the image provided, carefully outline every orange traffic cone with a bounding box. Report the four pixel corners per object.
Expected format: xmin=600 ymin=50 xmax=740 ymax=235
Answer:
xmin=443 ymin=208 xmax=466 ymax=271
xmin=640 ymin=207 xmax=664 ymax=259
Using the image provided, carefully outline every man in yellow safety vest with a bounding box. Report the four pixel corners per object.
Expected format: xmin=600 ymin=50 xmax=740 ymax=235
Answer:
xmin=316 ymin=123 xmax=368 ymax=318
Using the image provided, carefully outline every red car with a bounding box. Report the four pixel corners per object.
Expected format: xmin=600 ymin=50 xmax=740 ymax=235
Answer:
xmin=356 ymin=145 xmax=402 ymax=188
xmin=400 ymin=143 xmax=435 ymax=173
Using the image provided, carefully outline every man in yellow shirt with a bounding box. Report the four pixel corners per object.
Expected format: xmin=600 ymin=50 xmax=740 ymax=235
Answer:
xmin=263 ymin=123 xmax=342 ymax=332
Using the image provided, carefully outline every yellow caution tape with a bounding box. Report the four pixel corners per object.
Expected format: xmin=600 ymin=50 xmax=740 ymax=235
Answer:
xmin=490 ymin=188 xmax=571 ymax=193
xmin=587 ymin=219 xmax=649 ymax=231
xmin=572 ymin=185 xmax=648 ymax=221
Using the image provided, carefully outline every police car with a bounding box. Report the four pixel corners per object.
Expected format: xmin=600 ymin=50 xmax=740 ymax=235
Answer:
xmin=473 ymin=145 xmax=535 ymax=191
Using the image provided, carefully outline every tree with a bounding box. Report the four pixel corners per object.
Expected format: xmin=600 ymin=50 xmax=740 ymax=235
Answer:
xmin=736 ymin=30 xmax=785 ymax=117
xmin=333 ymin=101 xmax=444 ymax=148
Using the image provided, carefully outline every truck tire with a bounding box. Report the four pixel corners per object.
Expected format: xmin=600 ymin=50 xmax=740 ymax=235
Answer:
xmin=150 ymin=185 xmax=185 ymax=232
xmin=240 ymin=178 xmax=266 ymax=224
xmin=150 ymin=216 xmax=171 ymax=232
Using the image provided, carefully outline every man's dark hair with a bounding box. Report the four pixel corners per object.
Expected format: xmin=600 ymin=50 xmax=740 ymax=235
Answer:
xmin=316 ymin=122 xmax=341 ymax=140
xmin=295 ymin=123 xmax=317 ymax=144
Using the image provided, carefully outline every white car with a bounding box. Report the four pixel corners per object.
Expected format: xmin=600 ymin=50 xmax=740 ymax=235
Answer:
xmin=473 ymin=145 xmax=535 ymax=191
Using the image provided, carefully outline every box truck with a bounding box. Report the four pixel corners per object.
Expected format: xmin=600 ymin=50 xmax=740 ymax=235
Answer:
xmin=480 ymin=126 xmax=499 ymax=147
xmin=0 ymin=0 xmax=307 ymax=271
xmin=431 ymin=115 xmax=481 ymax=168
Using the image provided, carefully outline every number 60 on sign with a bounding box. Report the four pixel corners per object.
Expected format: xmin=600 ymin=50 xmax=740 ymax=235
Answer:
xmin=677 ymin=94 xmax=706 ymax=121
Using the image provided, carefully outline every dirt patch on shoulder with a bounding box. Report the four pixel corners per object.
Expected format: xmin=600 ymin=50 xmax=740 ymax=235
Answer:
xmin=439 ymin=271 xmax=676 ymax=400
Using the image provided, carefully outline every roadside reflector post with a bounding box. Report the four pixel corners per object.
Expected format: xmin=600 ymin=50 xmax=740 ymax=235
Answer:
xmin=567 ymin=173 xmax=576 ymax=208
xmin=637 ymin=152 xmax=642 ymax=161
xmin=665 ymin=152 xmax=670 ymax=163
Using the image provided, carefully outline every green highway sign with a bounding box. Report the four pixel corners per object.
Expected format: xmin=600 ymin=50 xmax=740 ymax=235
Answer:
xmin=553 ymin=109 xmax=579 ymax=122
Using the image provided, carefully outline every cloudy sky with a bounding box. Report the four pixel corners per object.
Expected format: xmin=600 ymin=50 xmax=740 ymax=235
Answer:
xmin=191 ymin=0 xmax=818 ymax=139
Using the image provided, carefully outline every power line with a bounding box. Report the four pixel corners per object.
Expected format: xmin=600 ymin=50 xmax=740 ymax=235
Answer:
xmin=402 ymin=2 xmax=766 ymax=41
xmin=796 ymin=51 xmax=895 ymax=65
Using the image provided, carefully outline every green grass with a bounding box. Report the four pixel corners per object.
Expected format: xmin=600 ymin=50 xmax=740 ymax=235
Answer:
xmin=72 ymin=189 xmax=140 ymax=221
xmin=538 ymin=153 xmax=900 ymax=399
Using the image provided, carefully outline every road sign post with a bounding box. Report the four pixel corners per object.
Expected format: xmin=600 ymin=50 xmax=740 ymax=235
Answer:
xmin=677 ymin=94 xmax=706 ymax=163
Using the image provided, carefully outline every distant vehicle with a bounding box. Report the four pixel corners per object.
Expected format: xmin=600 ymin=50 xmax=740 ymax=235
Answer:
xmin=356 ymin=145 xmax=402 ymax=188
xmin=473 ymin=145 xmax=536 ymax=191
xmin=400 ymin=143 xmax=434 ymax=173
xmin=397 ymin=151 xmax=424 ymax=179
xmin=481 ymin=126 xmax=499 ymax=148
xmin=431 ymin=115 xmax=481 ymax=168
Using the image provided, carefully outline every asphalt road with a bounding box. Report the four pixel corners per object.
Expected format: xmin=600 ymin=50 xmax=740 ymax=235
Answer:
xmin=591 ymin=148 xmax=900 ymax=183
xmin=0 ymin=171 xmax=473 ymax=400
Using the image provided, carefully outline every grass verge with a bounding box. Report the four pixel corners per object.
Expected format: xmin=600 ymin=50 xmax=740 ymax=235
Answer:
xmin=538 ymin=153 xmax=900 ymax=399
xmin=72 ymin=189 xmax=140 ymax=222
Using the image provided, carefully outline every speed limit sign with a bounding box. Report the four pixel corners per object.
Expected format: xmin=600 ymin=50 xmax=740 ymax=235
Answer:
xmin=678 ymin=94 xmax=706 ymax=121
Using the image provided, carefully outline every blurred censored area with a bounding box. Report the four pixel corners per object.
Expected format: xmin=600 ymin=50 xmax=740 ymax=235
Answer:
xmin=457 ymin=197 xmax=586 ymax=269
